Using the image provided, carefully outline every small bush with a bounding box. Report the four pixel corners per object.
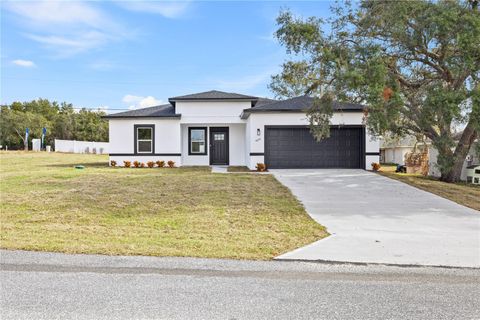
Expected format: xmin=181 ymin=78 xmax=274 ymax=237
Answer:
xmin=110 ymin=160 xmax=117 ymax=167
xmin=156 ymin=160 xmax=165 ymax=168
xmin=123 ymin=161 xmax=131 ymax=168
xmin=147 ymin=161 xmax=155 ymax=168
xmin=133 ymin=161 xmax=141 ymax=168
xmin=371 ymin=162 xmax=381 ymax=171
xmin=167 ymin=160 xmax=175 ymax=168
xmin=256 ymin=163 xmax=267 ymax=172
xmin=140 ymin=162 xmax=146 ymax=168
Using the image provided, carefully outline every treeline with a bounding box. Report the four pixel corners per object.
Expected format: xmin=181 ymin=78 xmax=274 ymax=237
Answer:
xmin=0 ymin=99 xmax=108 ymax=150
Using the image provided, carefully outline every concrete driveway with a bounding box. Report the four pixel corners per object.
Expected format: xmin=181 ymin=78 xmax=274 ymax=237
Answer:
xmin=272 ymin=169 xmax=480 ymax=268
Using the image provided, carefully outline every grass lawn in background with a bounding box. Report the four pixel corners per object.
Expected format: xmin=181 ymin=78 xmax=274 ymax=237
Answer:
xmin=0 ymin=151 xmax=327 ymax=259
xmin=378 ymin=164 xmax=480 ymax=211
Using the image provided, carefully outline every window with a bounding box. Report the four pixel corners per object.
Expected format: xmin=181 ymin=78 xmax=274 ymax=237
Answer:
xmin=189 ymin=127 xmax=207 ymax=155
xmin=214 ymin=133 xmax=224 ymax=141
xmin=135 ymin=125 xmax=154 ymax=154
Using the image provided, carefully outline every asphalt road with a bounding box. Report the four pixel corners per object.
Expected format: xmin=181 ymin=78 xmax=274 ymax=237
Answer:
xmin=1 ymin=250 xmax=479 ymax=320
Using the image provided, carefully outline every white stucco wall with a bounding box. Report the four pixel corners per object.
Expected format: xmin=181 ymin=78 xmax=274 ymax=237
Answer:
xmin=245 ymin=112 xmax=380 ymax=170
xmin=180 ymin=124 xmax=246 ymax=166
xmin=109 ymin=119 xmax=181 ymax=166
xmin=176 ymin=101 xmax=250 ymax=124
xmin=381 ymin=146 xmax=413 ymax=165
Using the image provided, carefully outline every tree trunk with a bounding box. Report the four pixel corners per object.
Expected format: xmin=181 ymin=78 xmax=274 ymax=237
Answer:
xmin=440 ymin=121 xmax=478 ymax=183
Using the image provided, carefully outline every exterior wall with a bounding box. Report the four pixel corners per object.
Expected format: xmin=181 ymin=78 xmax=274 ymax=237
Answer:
xmin=381 ymin=146 xmax=413 ymax=165
xmin=181 ymin=124 xmax=246 ymax=166
xmin=245 ymin=112 xmax=380 ymax=170
xmin=109 ymin=119 xmax=181 ymax=166
xmin=176 ymin=101 xmax=250 ymax=124
xmin=429 ymin=142 xmax=479 ymax=181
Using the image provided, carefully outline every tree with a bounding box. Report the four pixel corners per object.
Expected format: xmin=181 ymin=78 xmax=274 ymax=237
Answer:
xmin=0 ymin=108 xmax=48 ymax=150
xmin=270 ymin=0 xmax=480 ymax=182
xmin=1 ymin=99 xmax=109 ymax=149
xmin=74 ymin=109 xmax=108 ymax=142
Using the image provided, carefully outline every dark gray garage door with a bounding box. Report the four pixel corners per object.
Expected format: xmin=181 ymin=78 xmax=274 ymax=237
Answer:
xmin=265 ymin=126 xmax=364 ymax=169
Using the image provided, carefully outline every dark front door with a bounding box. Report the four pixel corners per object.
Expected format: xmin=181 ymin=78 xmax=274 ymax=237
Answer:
xmin=265 ymin=126 xmax=364 ymax=169
xmin=210 ymin=127 xmax=229 ymax=165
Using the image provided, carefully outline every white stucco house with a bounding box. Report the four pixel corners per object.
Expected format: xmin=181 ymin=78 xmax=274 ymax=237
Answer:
xmin=104 ymin=90 xmax=380 ymax=170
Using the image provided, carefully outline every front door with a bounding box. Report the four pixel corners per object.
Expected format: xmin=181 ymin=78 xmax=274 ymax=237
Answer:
xmin=210 ymin=127 xmax=229 ymax=165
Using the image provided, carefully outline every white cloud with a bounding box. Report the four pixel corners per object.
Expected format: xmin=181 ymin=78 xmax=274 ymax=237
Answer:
xmin=122 ymin=95 xmax=163 ymax=110
xmin=3 ymin=1 xmax=130 ymax=57
xmin=4 ymin=1 xmax=105 ymax=28
xmin=26 ymin=31 xmax=114 ymax=56
xmin=12 ymin=59 xmax=36 ymax=67
xmin=117 ymin=1 xmax=191 ymax=19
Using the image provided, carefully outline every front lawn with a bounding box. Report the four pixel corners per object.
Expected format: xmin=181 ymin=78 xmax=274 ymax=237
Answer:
xmin=0 ymin=152 xmax=327 ymax=259
xmin=378 ymin=165 xmax=480 ymax=211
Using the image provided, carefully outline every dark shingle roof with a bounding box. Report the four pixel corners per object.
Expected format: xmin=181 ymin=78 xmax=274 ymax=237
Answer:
xmin=248 ymin=95 xmax=364 ymax=112
xmin=169 ymin=90 xmax=258 ymax=101
xmin=254 ymin=97 xmax=278 ymax=107
xmin=104 ymin=94 xmax=364 ymax=119
xmin=102 ymin=104 xmax=180 ymax=119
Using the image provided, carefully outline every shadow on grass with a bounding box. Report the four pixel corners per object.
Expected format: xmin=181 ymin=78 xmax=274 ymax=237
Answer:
xmin=47 ymin=162 xmax=109 ymax=168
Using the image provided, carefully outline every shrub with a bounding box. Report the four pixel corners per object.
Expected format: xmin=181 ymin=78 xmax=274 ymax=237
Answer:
xmin=156 ymin=160 xmax=165 ymax=168
xmin=123 ymin=161 xmax=131 ymax=168
xmin=371 ymin=162 xmax=381 ymax=171
xmin=167 ymin=160 xmax=175 ymax=168
xmin=147 ymin=161 xmax=155 ymax=168
xmin=256 ymin=163 xmax=267 ymax=172
xmin=133 ymin=161 xmax=141 ymax=168
xmin=110 ymin=160 xmax=117 ymax=167
xmin=140 ymin=162 xmax=146 ymax=168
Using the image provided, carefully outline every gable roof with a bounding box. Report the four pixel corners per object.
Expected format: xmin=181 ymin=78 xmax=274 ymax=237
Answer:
xmin=102 ymin=104 xmax=180 ymax=119
xmin=169 ymin=90 xmax=258 ymax=101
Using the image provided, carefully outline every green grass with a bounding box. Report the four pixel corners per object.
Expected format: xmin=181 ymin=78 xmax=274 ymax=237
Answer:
xmin=227 ymin=166 xmax=252 ymax=172
xmin=378 ymin=165 xmax=480 ymax=212
xmin=0 ymin=151 xmax=327 ymax=259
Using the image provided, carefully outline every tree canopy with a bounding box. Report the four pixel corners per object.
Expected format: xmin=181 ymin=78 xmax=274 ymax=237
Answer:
xmin=270 ymin=0 xmax=479 ymax=182
xmin=0 ymin=99 xmax=108 ymax=150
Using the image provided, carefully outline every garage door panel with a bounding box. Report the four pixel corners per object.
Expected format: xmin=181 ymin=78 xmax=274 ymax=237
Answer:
xmin=265 ymin=127 xmax=363 ymax=169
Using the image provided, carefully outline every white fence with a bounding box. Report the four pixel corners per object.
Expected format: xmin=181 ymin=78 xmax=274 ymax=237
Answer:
xmin=54 ymin=139 xmax=109 ymax=154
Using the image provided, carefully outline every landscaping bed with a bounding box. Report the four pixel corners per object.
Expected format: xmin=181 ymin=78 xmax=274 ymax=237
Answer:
xmin=0 ymin=151 xmax=327 ymax=259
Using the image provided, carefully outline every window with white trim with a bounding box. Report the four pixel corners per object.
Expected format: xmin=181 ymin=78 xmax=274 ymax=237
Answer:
xmin=136 ymin=126 xmax=153 ymax=153
xmin=189 ymin=127 xmax=207 ymax=155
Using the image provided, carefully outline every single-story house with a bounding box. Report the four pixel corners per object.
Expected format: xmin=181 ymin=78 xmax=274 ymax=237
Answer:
xmin=380 ymin=136 xmax=430 ymax=165
xmin=429 ymin=140 xmax=479 ymax=181
xmin=104 ymin=90 xmax=380 ymax=170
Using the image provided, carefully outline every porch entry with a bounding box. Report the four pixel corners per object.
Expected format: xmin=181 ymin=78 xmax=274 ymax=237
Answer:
xmin=209 ymin=127 xmax=229 ymax=165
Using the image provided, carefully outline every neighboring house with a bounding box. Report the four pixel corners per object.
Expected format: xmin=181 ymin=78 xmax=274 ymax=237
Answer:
xmin=429 ymin=140 xmax=479 ymax=181
xmin=104 ymin=90 xmax=379 ymax=170
xmin=380 ymin=136 xmax=418 ymax=165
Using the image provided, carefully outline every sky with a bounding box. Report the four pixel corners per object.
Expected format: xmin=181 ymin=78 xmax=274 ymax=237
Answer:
xmin=1 ymin=1 xmax=334 ymax=112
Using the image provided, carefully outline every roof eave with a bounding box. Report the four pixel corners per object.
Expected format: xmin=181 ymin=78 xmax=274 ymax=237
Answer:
xmin=102 ymin=114 xmax=182 ymax=120
xmin=169 ymin=98 xmax=258 ymax=103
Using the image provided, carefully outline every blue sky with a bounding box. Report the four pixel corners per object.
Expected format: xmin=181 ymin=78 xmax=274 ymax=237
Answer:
xmin=1 ymin=1 xmax=333 ymax=112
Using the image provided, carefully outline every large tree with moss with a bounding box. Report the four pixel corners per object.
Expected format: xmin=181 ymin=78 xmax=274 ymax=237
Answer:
xmin=270 ymin=0 xmax=479 ymax=182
